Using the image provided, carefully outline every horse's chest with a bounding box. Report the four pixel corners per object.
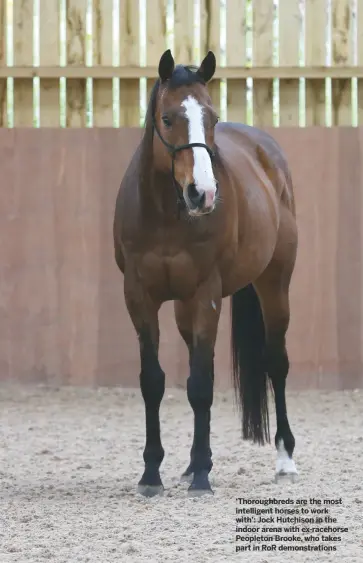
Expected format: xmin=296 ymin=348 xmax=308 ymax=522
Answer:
xmin=138 ymin=250 xmax=202 ymax=300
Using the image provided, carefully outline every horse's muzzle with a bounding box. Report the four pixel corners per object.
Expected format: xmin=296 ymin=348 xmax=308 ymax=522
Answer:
xmin=185 ymin=182 xmax=218 ymax=215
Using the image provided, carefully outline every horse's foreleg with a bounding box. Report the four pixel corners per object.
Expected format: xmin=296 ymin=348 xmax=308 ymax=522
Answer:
xmin=254 ymin=269 xmax=298 ymax=483
xmin=124 ymin=275 xmax=165 ymax=497
xmin=176 ymin=274 xmax=221 ymax=496
xmin=175 ymin=300 xmax=214 ymax=484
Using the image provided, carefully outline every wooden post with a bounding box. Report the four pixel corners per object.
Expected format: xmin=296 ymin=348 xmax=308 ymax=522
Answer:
xmin=66 ymin=0 xmax=88 ymax=127
xmin=305 ymin=0 xmax=327 ymax=126
xmin=331 ymin=0 xmax=354 ymax=126
xmin=359 ymin=0 xmax=363 ymax=124
xmin=200 ymin=0 xmax=221 ymax=113
xmin=13 ymin=0 xmax=34 ymax=126
xmin=93 ymin=0 xmax=114 ymax=126
xmin=39 ymin=0 xmax=61 ymax=127
xmin=0 ymin=0 xmax=6 ymax=126
xmin=252 ymin=0 xmax=274 ymax=127
xmin=226 ymin=0 xmax=247 ymax=123
xmin=174 ymin=0 xmax=194 ymax=64
xmin=119 ymin=0 xmax=140 ymax=126
xmin=146 ymin=0 xmax=168 ymax=104
xmin=279 ymin=0 xmax=301 ymax=126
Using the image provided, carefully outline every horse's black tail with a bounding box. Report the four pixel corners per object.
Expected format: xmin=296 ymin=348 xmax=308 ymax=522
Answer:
xmin=231 ymin=284 xmax=270 ymax=445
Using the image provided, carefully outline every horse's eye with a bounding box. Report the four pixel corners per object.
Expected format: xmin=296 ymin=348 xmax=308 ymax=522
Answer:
xmin=162 ymin=115 xmax=172 ymax=128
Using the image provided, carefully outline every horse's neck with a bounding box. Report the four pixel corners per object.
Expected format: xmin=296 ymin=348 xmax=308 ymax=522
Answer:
xmin=138 ymin=136 xmax=178 ymax=219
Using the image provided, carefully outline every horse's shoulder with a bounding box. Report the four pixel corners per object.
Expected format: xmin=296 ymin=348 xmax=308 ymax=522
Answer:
xmin=216 ymin=122 xmax=283 ymax=154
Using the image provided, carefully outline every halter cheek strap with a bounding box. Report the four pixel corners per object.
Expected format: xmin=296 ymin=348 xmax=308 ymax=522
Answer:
xmin=151 ymin=116 xmax=216 ymax=216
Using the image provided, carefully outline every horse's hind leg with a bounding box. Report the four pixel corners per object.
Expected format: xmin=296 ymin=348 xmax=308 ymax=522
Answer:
xmin=254 ymin=262 xmax=298 ymax=483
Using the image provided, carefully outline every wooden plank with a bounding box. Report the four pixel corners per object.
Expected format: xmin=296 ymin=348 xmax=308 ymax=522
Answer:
xmin=0 ymin=0 xmax=6 ymax=126
xmin=279 ymin=0 xmax=301 ymax=126
xmin=331 ymin=0 xmax=354 ymax=125
xmin=66 ymin=0 xmax=88 ymax=127
xmin=226 ymin=0 xmax=247 ymax=123
xmin=146 ymin=0 xmax=167 ymax=103
xmin=357 ymin=0 xmax=363 ymax=125
xmin=13 ymin=0 xmax=33 ymax=126
xmin=200 ymin=0 xmax=220 ymax=112
xmin=92 ymin=0 xmax=114 ymax=126
xmin=174 ymin=0 xmax=194 ymax=64
xmin=119 ymin=0 xmax=139 ymax=126
xmin=2 ymin=65 xmax=363 ymax=80
xmin=39 ymin=0 xmax=60 ymax=127
xmin=252 ymin=0 xmax=274 ymax=126
xmin=305 ymin=0 xmax=327 ymax=126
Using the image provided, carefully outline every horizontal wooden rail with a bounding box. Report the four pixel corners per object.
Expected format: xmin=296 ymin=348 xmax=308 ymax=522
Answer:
xmin=0 ymin=66 xmax=363 ymax=80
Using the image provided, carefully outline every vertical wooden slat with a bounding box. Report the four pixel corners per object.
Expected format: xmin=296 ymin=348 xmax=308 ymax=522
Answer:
xmin=226 ymin=0 xmax=247 ymax=123
xmin=0 ymin=0 xmax=6 ymax=126
xmin=146 ymin=0 xmax=167 ymax=103
xmin=331 ymin=0 xmax=354 ymax=125
xmin=358 ymin=0 xmax=363 ymax=124
xmin=200 ymin=0 xmax=220 ymax=111
xmin=93 ymin=0 xmax=114 ymax=126
xmin=39 ymin=0 xmax=60 ymax=126
xmin=305 ymin=0 xmax=327 ymax=126
xmin=174 ymin=0 xmax=194 ymax=64
xmin=252 ymin=0 xmax=274 ymax=126
xmin=66 ymin=0 xmax=87 ymax=127
xmin=119 ymin=0 xmax=140 ymax=126
xmin=279 ymin=0 xmax=301 ymax=126
xmin=13 ymin=0 xmax=34 ymax=126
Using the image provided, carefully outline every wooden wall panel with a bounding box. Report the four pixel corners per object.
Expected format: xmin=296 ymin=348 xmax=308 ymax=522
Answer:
xmin=13 ymin=0 xmax=33 ymax=126
xmin=305 ymin=0 xmax=327 ymax=125
xmin=119 ymin=0 xmax=140 ymax=126
xmin=226 ymin=0 xmax=247 ymax=123
xmin=66 ymin=0 xmax=88 ymax=127
xmin=331 ymin=0 xmax=354 ymax=126
xmin=279 ymin=0 xmax=301 ymax=126
xmin=252 ymin=0 xmax=274 ymax=126
xmin=93 ymin=0 xmax=114 ymax=126
xmin=39 ymin=0 xmax=60 ymax=127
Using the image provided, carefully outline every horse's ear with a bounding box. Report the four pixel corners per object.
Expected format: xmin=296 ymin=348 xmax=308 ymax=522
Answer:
xmin=196 ymin=51 xmax=216 ymax=83
xmin=158 ymin=49 xmax=175 ymax=82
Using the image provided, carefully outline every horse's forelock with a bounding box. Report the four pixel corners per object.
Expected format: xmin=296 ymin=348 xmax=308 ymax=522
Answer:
xmin=145 ymin=65 xmax=206 ymax=128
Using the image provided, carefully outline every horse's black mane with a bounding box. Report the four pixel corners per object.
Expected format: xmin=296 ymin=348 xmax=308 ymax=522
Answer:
xmin=144 ymin=64 xmax=205 ymax=128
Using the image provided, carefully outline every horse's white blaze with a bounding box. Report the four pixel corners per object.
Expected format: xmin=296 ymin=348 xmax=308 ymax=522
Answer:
xmin=181 ymin=95 xmax=217 ymax=207
xmin=275 ymin=439 xmax=298 ymax=476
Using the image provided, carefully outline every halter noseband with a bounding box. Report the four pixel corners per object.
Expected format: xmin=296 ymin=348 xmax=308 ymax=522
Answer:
xmin=151 ymin=115 xmax=216 ymax=216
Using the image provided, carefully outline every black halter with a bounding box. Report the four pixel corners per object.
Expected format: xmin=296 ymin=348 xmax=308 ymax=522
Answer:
xmin=152 ymin=116 xmax=216 ymax=216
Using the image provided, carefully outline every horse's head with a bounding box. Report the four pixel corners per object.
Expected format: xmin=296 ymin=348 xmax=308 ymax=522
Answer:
xmin=153 ymin=49 xmax=219 ymax=216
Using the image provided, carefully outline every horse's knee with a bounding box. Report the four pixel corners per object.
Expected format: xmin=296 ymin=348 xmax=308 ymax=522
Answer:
xmin=187 ymin=373 xmax=213 ymax=411
xmin=140 ymin=367 xmax=165 ymax=407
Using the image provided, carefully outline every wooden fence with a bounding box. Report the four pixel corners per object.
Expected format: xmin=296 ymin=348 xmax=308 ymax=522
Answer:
xmin=0 ymin=0 xmax=362 ymax=128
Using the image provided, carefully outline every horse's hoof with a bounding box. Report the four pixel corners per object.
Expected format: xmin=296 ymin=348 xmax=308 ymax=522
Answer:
xmin=187 ymin=470 xmax=213 ymax=497
xmin=188 ymin=486 xmax=214 ymax=497
xmin=275 ymin=442 xmax=298 ymax=484
xmin=180 ymin=471 xmax=193 ymax=484
xmin=137 ymin=484 xmax=164 ymax=497
xmin=274 ymin=470 xmax=298 ymax=484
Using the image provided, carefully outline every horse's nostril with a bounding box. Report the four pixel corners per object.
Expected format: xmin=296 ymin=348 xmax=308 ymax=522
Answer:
xmin=187 ymin=183 xmax=205 ymax=208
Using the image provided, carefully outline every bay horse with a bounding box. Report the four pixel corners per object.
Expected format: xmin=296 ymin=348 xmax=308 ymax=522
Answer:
xmin=113 ymin=49 xmax=298 ymax=497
